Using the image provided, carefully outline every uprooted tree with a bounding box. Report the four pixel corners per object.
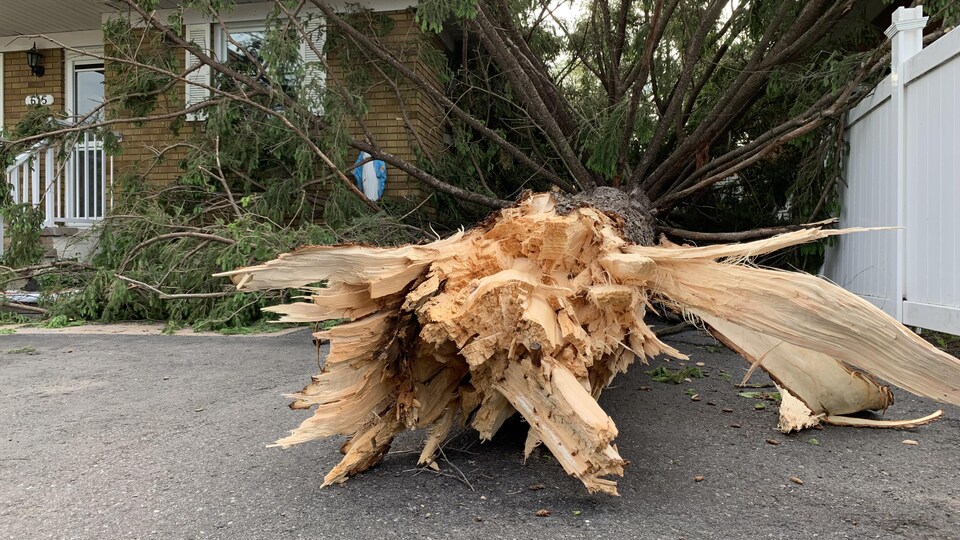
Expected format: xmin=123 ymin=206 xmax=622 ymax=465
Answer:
xmin=4 ymin=0 xmax=960 ymax=493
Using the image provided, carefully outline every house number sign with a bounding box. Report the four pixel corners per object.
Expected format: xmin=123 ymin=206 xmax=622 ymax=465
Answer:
xmin=25 ymin=94 xmax=55 ymax=106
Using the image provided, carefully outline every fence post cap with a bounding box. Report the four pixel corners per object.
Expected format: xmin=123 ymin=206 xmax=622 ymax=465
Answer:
xmin=885 ymin=6 xmax=928 ymax=38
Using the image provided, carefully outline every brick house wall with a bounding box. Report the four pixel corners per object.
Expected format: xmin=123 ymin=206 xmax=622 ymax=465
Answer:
xmin=2 ymin=47 xmax=64 ymax=132
xmin=118 ymin=9 xmax=448 ymax=201
xmin=103 ymin=30 xmax=194 ymax=190
xmin=2 ymin=9 xmax=448 ymax=208
xmin=315 ymin=9 xmax=447 ymax=201
xmin=2 ymin=47 xmax=64 ymax=212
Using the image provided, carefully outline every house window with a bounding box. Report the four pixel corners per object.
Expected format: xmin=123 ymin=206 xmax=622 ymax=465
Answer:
xmin=214 ymin=23 xmax=299 ymax=98
xmin=184 ymin=17 xmax=325 ymax=119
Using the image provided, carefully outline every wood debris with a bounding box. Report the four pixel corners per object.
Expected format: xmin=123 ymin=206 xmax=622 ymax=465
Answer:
xmin=217 ymin=193 xmax=960 ymax=495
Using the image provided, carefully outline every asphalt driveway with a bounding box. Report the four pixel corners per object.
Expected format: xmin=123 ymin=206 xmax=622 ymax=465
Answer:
xmin=1 ymin=326 xmax=958 ymax=539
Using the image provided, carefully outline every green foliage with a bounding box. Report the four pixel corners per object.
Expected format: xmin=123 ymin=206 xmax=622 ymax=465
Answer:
xmin=37 ymin=315 xmax=84 ymax=328
xmin=0 ymin=312 xmax=31 ymax=324
xmin=9 ymin=106 xmax=58 ymax=139
xmin=103 ymin=18 xmax=181 ymax=120
xmin=923 ymin=0 xmax=960 ymax=28
xmin=0 ymin=204 xmax=45 ymax=269
xmin=45 ymin=178 xmax=339 ymax=331
xmin=645 ymin=366 xmax=705 ymax=384
xmin=416 ymin=0 xmax=478 ymax=32
xmin=583 ymin=104 xmax=628 ymax=181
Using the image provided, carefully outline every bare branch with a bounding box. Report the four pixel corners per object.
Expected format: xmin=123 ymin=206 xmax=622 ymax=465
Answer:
xmin=0 ymin=301 xmax=47 ymax=314
xmin=659 ymin=218 xmax=837 ymax=243
xmin=115 ymin=274 xmax=237 ymax=300
xmin=309 ymin=0 xmax=576 ymax=193
xmin=472 ymin=5 xmax=596 ymax=190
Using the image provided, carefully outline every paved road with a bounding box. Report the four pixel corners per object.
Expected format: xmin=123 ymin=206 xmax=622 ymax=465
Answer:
xmin=1 ymin=327 xmax=958 ymax=539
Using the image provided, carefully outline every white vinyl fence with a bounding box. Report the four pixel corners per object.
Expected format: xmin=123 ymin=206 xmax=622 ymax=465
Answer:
xmin=823 ymin=7 xmax=960 ymax=334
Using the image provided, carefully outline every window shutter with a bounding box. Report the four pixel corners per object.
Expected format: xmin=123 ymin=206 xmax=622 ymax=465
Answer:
xmin=299 ymin=14 xmax=326 ymax=115
xmin=184 ymin=23 xmax=212 ymax=121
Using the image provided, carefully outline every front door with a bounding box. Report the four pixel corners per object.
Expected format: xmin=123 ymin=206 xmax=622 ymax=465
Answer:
xmin=69 ymin=62 xmax=106 ymax=222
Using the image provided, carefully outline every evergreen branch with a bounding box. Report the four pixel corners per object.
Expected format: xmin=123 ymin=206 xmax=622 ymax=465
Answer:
xmin=309 ymin=0 xmax=576 ymax=194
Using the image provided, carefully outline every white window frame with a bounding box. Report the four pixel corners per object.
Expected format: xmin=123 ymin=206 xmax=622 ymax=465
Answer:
xmin=207 ymin=13 xmax=326 ymax=115
xmin=213 ymin=21 xmax=270 ymax=63
xmin=64 ymin=48 xmax=105 ymax=122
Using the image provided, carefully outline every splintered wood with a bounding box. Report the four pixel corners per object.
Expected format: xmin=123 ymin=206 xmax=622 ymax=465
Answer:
xmin=217 ymin=193 xmax=960 ymax=495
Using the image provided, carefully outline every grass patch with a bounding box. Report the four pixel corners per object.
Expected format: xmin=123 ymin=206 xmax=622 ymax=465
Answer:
xmin=0 ymin=312 xmax=31 ymax=324
xmin=38 ymin=315 xmax=85 ymax=329
xmin=645 ymin=366 xmax=705 ymax=384
xmin=737 ymin=391 xmax=781 ymax=402
xmin=925 ymin=330 xmax=960 ymax=357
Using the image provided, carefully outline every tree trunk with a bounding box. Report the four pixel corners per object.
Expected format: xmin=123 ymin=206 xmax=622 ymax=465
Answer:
xmin=217 ymin=193 xmax=960 ymax=495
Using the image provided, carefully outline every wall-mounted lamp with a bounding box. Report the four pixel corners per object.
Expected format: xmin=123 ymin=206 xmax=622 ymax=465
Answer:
xmin=26 ymin=43 xmax=45 ymax=77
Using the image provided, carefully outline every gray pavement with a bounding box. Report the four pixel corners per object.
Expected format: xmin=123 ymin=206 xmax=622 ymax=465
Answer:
xmin=1 ymin=326 xmax=958 ymax=539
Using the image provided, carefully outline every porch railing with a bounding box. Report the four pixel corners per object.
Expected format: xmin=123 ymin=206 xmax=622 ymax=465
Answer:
xmin=2 ymin=132 xmax=113 ymax=257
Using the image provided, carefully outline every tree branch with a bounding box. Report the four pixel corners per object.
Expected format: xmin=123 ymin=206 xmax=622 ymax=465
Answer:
xmin=628 ymin=0 xmax=727 ymax=187
xmin=310 ymin=0 xmax=576 ymax=193
xmin=0 ymin=301 xmax=47 ymax=314
xmin=115 ymin=274 xmax=237 ymax=300
xmin=349 ymin=140 xmax=511 ymax=208
xmin=472 ymin=5 xmax=596 ymax=190
xmin=659 ymin=218 xmax=837 ymax=243
xmin=636 ymin=0 xmax=837 ymax=196
xmin=118 ymin=232 xmax=236 ymax=273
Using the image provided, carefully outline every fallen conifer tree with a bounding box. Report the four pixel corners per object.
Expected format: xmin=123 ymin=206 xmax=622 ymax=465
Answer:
xmin=217 ymin=191 xmax=960 ymax=495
